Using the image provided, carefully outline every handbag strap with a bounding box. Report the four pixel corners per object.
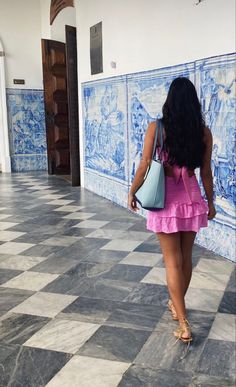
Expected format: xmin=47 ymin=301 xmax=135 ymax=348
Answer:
xmin=152 ymin=118 xmax=164 ymax=161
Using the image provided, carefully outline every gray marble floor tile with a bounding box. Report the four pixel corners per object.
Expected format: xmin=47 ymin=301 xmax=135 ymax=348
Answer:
xmin=124 ymin=283 xmax=169 ymax=306
xmin=101 ymin=263 xmax=152 ymax=282
xmin=82 ymin=249 xmax=128 ymax=264
xmin=0 ymin=287 xmax=34 ymax=314
xmin=196 ymin=339 xmax=236 ymax=378
xmin=86 ymin=229 xmax=151 ymax=242
xmin=218 ymin=291 xmax=236 ymax=314
xmin=107 ymin=301 xmax=165 ymax=330
xmin=41 ymin=261 xmax=115 ymax=296
xmin=51 ymin=237 xmax=110 ymax=261
xmin=62 ymin=226 xmax=97 ymax=237
xmin=21 ymin=244 xmax=64 ymax=257
xmin=77 ymin=325 xmax=151 ymax=363
xmin=192 ymin=245 xmax=223 ymax=261
xmin=0 ymin=344 xmax=72 ymax=387
xmin=40 ymin=235 xmax=80 ymax=246
xmin=61 ymin=296 xmax=124 ymax=323
xmin=189 ymin=373 xmax=236 ymax=386
xmin=118 ymin=365 xmax=193 ymax=387
xmin=225 ymin=268 xmax=236 ymax=292
xmin=134 ymin=240 xmax=162 ymax=254
xmin=101 ymin=221 xmax=134 ymax=230
xmin=82 ymin=278 xmax=138 ymax=302
xmin=31 ymin=256 xmax=79 ymax=274
xmin=0 ymin=268 xmax=23 ymax=285
xmin=53 ymin=205 xmax=85 ymax=212
xmin=0 ymin=312 xmax=50 ymax=345
xmin=127 ymin=222 xmax=149 ymax=232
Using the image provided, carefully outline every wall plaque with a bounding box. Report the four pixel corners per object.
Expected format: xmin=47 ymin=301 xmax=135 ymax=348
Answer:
xmin=90 ymin=22 xmax=103 ymax=75
xmin=50 ymin=0 xmax=74 ymax=25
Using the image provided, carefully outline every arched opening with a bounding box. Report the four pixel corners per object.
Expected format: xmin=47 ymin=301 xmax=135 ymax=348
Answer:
xmin=0 ymin=39 xmax=11 ymax=172
xmin=41 ymin=0 xmax=80 ymax=185
xmin=50 ymin=0 xmax=74 ymax=26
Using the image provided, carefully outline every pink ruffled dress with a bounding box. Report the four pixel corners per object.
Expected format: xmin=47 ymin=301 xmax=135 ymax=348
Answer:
xmin=146 ymin=148 xmax=209 ymax=233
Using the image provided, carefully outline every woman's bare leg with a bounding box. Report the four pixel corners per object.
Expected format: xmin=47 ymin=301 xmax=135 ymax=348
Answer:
xmin=157 ymin=232 xmax=187 ymax=321
xmin=180 ymin=231 xmax=196 ymax=295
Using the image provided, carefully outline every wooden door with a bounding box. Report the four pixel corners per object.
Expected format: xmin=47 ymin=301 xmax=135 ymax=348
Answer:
xmin=66 ymin=26 xmax=80 ymax=186
xmin=41 ymin=39 xmax=70 ymax=175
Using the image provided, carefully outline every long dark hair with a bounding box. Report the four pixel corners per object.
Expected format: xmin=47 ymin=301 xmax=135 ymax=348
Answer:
xmin=161 ymin=77 xmax=206 ymax=169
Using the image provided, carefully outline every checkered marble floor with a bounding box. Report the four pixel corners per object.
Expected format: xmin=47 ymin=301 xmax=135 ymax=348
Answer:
xmin=0 ymin=172 xmax=235 ymax=387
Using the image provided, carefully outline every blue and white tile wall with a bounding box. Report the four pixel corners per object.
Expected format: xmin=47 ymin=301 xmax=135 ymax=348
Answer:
xmin=83 ymin=77 xmax=129 ymax=207
xmin=6 ymin=89 xmax=47 ymax=172
xmin=195 ymin=54 xmax=236 ymax=261
xmin=82 ymin=52 xmax=236 ymax=262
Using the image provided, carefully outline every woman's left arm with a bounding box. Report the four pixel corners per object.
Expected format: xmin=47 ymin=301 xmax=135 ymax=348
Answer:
xmin=128 ymin=121 xmax=156 ymax=212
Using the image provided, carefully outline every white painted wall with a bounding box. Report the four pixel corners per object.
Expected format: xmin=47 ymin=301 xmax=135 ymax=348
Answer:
xmin=75 ymin=0 xmax=236 ymax=82
xmin=51 ymin=7 xmax=76 ymax=42
xmin=0 ymin=0 xmax=43 ymax=89
xmin=40 ymin=0 xmax=51 ymax=40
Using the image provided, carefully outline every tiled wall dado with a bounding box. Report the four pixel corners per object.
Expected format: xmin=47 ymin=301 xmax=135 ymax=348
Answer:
xmin=6 ymin=88 xmax=47 ymax=172
xmin=82 ymin=52 xmax=236 ymax=262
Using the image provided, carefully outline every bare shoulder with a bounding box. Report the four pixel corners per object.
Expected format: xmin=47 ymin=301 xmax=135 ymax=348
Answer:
xmin=148 ymin=120 xmax=157 ymax=131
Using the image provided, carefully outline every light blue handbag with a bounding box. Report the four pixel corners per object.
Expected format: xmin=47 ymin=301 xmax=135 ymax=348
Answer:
xmin=134 ymin=119 xmax=165 ymax=210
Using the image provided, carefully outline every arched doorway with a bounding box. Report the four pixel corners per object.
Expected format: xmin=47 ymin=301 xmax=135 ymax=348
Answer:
xmin=41 ymin=0 xmax=80 ymax=185
xmin=0 ymin=39 xmax=11 ymax=173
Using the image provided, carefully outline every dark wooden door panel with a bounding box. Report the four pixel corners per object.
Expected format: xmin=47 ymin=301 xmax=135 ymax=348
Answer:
xmin=42 ymin=39 xmax=70 ymax=175
xmin=66 ymin=25 xmax=80 ymax=186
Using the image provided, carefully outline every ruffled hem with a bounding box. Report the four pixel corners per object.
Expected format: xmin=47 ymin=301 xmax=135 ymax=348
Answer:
xmin=147 ymin=199 xmax=209 ymax=219
xmin=146 ymin=213 xmax=208 ymax=233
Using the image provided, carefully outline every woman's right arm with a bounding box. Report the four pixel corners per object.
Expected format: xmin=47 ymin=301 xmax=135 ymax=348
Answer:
xmin=200 ymin=127 xmax=216 ymax=220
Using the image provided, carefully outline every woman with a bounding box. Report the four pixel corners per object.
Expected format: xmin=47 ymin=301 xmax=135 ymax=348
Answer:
xmin=128 ymin=77 xmax=216 ymax=344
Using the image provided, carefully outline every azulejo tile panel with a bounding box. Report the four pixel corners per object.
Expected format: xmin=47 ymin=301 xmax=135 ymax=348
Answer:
xmin=6 ymin=88 xmax=47 ymax=172
xmin=195 ymin=53 xmax=236 ymax=261
xmin=82 ymin=76 xmax=128 ymax=182
xmin=127 ymin=62 xmax=195 ymax=184
xmin=83 ymin=52 xmax=236 ymax=262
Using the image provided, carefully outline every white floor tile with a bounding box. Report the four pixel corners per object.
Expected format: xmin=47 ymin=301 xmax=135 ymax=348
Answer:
xmin=0 ymin=242 xmax=35 ymax=255
xmin=1 ymin=271 xmax=59 ymax=291
xmin=45 ymin=355 xmax=130 ymax=387
xmin=208 ymin=313 xmax=236 ymax=342
xmin=101 ymin=239 xmax=143 ymax=252
xmin=23 ymin=319 xmax=101 ymax=354
xmin=10 ymin=292 xmax=78 ymax=318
